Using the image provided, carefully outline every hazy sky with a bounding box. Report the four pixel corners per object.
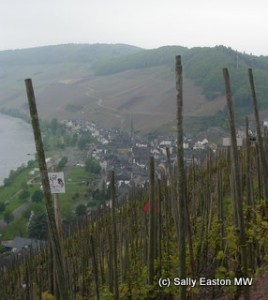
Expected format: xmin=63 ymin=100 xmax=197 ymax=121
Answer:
xmin=1 ymin=0 xmax=268 ymax=55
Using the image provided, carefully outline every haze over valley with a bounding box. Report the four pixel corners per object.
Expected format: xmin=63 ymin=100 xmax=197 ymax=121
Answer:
xmin=1 ymin=43 xmax=268 ymax=137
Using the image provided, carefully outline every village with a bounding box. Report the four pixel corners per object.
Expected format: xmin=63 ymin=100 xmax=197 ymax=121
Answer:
xmin=62 ymin=119 xmax=214 ymax=192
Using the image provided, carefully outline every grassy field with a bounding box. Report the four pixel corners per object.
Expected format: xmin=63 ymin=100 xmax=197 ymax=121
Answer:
xmin=0 ymin=165 xmax=35 ymax=217
xmin=0 ymin=162 xmax=100 ymax=240
xmin=58 ymin=166 xmax=99 ymax=219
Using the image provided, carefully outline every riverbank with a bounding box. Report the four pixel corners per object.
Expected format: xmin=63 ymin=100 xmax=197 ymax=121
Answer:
xmin=0 ymin=113 xmax=35 ymax=185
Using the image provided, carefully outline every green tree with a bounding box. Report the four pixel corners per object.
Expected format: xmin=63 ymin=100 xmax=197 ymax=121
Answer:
xmin=0 ymin=202 xmax=6 ymax=212
xmin=78 ymin=132 xmax=95 ymax=150
xmin=31 ymin=190 xmax=44 ymax=203
xmin=4 ymin=211 xmax=14 ymax=224
xmin=0 ymin=243 xmax=6 ymax=254
xmin=50 ymin=118 xmax=59 ymax=134
xmin=3 ymin=177 xmax=11 ymax=187
xmin=71 ymin=133 xmax=78 ymax=146
xmin=57 ymin=156 xmax=68 ymax=171
xmin=28 ymin=212 xmax=48 ymax=240
xmin=77 ymin=135 xmax=88 ymax=150
xmin=85 ymin=158 xmax=101 ymax=174
xmin=19 ymin=190 xmax=30 ymax=200
xmin=75 ymin=204 xmax=87 ymax=217
xmin=27 ymin=160 xmax=35 ymax=168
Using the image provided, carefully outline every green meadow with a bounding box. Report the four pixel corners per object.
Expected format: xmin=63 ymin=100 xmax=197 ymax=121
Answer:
xmin=0 ymin=162 xmax=100 ymax=240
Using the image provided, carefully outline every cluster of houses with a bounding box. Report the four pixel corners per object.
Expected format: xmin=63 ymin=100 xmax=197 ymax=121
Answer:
xmin=0 ymin=237 xmax=43 ymax=267
xmin=62 ymin=119 xmax=214 ymax=192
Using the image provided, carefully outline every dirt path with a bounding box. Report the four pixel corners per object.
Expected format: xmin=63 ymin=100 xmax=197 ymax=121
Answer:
xmin=0 ymin=219 xmax=6 ymax=229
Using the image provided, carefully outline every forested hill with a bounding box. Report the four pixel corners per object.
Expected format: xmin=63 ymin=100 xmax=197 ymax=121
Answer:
xmin=92 ymin=45 xmax=188 ymax=74
xmin=93 ymin=45 xmax=268 ymax=112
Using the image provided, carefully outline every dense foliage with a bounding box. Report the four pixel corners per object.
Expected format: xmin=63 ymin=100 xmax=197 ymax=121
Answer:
xmin=28 ymin=212 xmax=48 ymax=240
xmin=85 ymin=157 xmax=101 ymax=175
xmin=31 ymin=190 xmax=44 ymax=203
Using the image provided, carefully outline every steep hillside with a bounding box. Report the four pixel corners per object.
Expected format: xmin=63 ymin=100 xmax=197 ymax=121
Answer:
xmin=2 ymin=140 xmax=268 ymax=299
xmin=93 ymin=45 xmax=268 ymax=113
xmin=1 ymin=44 xmax=268 ymax=135
xmin=184 ymin=46 xmax=268 ymax=110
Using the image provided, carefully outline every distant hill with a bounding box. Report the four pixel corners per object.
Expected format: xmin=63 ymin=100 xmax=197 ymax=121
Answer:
xmin=1 ymin=43 xmax=268 ymax=137
xmin=0 ymin=43 xmax=142 ymax=66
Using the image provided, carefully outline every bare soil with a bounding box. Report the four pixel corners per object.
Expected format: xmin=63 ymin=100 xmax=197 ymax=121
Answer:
xmin=0 ymin=64 xmax=226 ymax=133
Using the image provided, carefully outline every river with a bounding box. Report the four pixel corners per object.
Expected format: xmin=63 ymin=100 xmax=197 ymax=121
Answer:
xmin=0 ymin=114 xmax=35 ymax=186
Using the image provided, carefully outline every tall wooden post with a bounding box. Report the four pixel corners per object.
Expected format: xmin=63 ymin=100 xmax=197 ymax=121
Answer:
xmin=222 ymin=69 xmax=249 ymax=300
xmin=110 ymin=170 xmax=119 ymax=300
xmin=25 ymin=78 xmax=70 ymax=300
xmin=90 ymin=235 xmax=100 ymax=300
xmin=176 ymin=56 xmax=186 ymax=300
xmin=245 ymin=117 xmax=253 ymax=208
xmin=248 ymin=68 xmax=268 ymax=202
xmin=148 ymin=156 xmax=155 ymax=285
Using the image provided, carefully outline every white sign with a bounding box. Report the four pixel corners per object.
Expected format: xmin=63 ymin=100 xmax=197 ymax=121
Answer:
xmin=48 ymin=172 xmax=65 ymax=193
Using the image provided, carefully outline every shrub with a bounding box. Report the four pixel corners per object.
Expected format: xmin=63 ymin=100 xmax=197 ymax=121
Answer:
xmin=0 ymin=202 xmax=6 ymax=212
xmin=28 ymin=212 xmax=48 ymax=240
xmin=19 ymin=190 xmax=30 ymax=200
xmin=85 ymin=158 xmax=101 ymax=174
xmin=75 ymin=204 xmax=87 ymax=216
xmin=4 ymin=211 xmax=14 ymax=224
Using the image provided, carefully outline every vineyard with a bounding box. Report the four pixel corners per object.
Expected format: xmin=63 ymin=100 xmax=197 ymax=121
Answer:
xmin=1 ymin=57 xmax=268 ymax=300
